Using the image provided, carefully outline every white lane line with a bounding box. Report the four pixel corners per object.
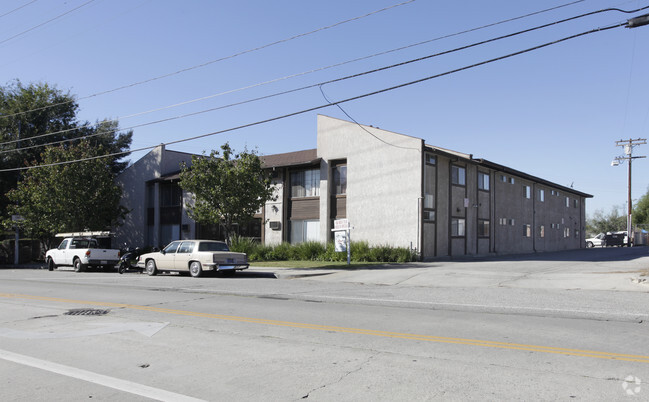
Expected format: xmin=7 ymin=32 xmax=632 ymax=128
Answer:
xmin=0 ymin=348 xmax=206 ymax=402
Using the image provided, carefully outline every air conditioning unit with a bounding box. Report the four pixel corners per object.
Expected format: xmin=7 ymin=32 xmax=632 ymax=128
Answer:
xmin=269 ymin=221 xmax=281 ymax=230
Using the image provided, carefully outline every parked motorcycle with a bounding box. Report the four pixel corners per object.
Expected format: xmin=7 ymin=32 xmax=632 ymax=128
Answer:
xmin=118 ymin=245 xmax=144 ymax=274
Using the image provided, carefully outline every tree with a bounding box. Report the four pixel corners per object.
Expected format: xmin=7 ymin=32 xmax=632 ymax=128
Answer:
xmin=179 ymin=143 xmax=275 ymax=243
xmin=586 ymin=207 xmax=627 ymax=235
xmin=633 ymin=186 xmax=649 ymax=226
xmin=5 ymin=141 xmax=129 ymax=251
xmin=0 ymin=80 xmax=132 ymax=215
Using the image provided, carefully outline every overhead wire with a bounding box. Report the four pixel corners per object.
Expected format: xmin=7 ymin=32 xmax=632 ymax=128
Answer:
xmin=0 ymin=0 xmax=416 ymax=120
xmin=0 ymin=0 xmax=96 ymax=46
xmin=0 ymin=21 xmax=628 ymax=172
xmin=0 ymin=0 xmax=586 ymax=126
xmin=2 ymin=3 xmax=647 ymax=154
xmin=0 ymin=0 xmax=39 ymax=19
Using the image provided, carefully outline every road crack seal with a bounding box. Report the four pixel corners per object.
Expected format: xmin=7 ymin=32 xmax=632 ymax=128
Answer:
xmin=299 ymin=352 xmax=380 ymax=400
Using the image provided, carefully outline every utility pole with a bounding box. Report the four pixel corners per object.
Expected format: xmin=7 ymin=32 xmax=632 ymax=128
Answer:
xmin=612 ymin=138 xmax=646 ymax=246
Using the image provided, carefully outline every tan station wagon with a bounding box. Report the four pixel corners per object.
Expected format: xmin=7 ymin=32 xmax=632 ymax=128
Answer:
xmin=137 ymin=240 xmax=248 ymax=277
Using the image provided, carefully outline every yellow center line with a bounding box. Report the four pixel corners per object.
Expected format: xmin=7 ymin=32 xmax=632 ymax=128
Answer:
xmin=3 ymin=292 xmax=648 ymax=363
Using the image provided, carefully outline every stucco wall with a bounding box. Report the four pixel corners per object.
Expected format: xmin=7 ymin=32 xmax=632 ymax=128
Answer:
xmin=114 ymin=145 xmax=194 ymax=248
xmin=317 ymin=115 xmax=423 ymax=249
xmin=264 ymin=172 xmax=285 ymax=245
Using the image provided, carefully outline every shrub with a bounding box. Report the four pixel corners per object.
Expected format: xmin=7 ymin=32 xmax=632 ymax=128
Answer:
xmin=229 ymin=235 xmax=258 ymax=255
xmin=293 ymin=241 xmax=325 ymax=261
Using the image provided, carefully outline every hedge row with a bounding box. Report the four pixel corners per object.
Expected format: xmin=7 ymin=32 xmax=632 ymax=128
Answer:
xmin=229 ymin=237 xmax=417 ymax=263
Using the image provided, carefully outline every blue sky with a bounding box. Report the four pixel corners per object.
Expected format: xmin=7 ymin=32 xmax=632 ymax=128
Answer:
xmin=1 ymin=0 xmax=648 ymax=217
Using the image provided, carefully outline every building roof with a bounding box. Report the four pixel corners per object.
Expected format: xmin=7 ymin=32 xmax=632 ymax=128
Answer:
xmin=261 ymin=149 xmax=319 ymax=169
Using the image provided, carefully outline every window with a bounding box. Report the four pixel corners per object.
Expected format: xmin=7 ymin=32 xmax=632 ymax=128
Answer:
xmin=451 ymin=218 xmax=465 ymax=236
xmin=523 ymin=185 xmax=531 ymax=199
xmin=291 ymin=169 xmax=320 ymax=198
xmin=177 ymin=241 xmax=194 ymax=253
xmin=58 ymin=240 xmax=69 ymax=250
xmin=565 ymin=197 xmax=570 ymax=207
xmin=198 ymin=242 xmax=229 ymax=252
xmin=564 ymin=227 xmax=570 ymax=238
xmin=540 ymin=225 xmax=545 ymax=238
xmin=478 ymin=172 xmax=490 ymax=191
xmin=523 ymin=224 xmax=531 ymax=237
xmin=291 ymin=220 xmax=320 ymax=243
xmin=425 ymin=153 xmax=436 ymax=165
xmin=451 ymin=165 xmax=466 ymax=186
xmin=424 ymin=163 xmax=435 ymax=221
xmin=163 ymin=241 xmax=181 ymax=254
xmin=478 ymin=220 xmax=490 ymax=237
xmin=539 ymin=189 xmax=545 ymax=202
xmin=509 ymin=177 xmax=515 ymax=184
xmin=573 ymin=199 xmax=578 ymax=208
xmin=500 ymin=175 xmax=507 ymax=183
xmin=333 ymin=165 xmax=346 ymax=195
xmin=160 ymin=183 xmax=182 ymax=207
xmin=509 ymin=218 xmax=515 ymax=226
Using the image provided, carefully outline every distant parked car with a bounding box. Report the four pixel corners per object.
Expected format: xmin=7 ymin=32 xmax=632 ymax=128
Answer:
xmin=585 ymin=233 xmax=606 ymax=248
xmin=137 ymin=240 xmax=248 ymax=277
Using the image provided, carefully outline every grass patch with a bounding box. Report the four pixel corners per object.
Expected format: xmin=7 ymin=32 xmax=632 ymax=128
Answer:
xmin=249 ymin=260 xmax=389 ymax=269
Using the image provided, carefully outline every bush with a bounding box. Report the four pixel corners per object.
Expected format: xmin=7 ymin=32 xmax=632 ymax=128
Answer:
xmin=241 ymin=239 xmax=417 ymax=263
xmin=293 ymin=241 xmax=325 ymax=261
xmin=229 ymin=235 xmax=258 ymax=255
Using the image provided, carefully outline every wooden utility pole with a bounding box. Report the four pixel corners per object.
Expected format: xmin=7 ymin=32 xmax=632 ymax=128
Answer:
xmin=613 ymin=138 xmax=646 ymax=245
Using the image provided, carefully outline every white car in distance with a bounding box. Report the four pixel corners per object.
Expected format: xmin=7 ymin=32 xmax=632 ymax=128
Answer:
xmin=585 ymin=233 xmax=606 ymax=248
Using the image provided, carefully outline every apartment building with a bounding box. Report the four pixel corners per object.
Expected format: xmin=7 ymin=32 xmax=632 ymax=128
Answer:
xmin=115 ymin=115 xmax=590 ymax=259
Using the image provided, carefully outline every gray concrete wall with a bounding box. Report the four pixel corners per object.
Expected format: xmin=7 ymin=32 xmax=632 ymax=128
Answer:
xmin=114 ymin=145 xmax=194 ymax=249
xmin=114 ymin=146 xmax=163 ymax=248
xmin=264 ymin=172 xmax=285 ymax=245
xmin=317 ymin=115 xmax=423 ymax=250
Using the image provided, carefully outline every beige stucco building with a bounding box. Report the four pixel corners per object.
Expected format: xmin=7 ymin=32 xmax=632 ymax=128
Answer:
xmin=115 ymin=115 xmax=591 ymax=259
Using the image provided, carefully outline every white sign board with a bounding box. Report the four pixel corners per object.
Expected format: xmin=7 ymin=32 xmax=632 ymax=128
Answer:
xmin=333 ymin=219 xmax=349 ymax=231
xmin=335 ymin=231 xmax=347 ymax=252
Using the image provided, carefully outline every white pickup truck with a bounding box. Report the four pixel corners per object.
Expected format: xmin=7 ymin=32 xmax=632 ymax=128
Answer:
xmin=46 ymin=234 xmax=120 ymax=272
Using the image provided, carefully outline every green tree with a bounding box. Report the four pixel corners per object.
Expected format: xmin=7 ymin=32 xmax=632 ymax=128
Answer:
xmin=5 ymin=141 xmax=129 ymax=251
xmin=586 ymin=206 xmax=627 ymax=235
xmin=0 ymin=80 xmax=132 ymax=215
xmin=179 ymin=143 xmax=275 ymax=243
xmin=633 ymin=186 xmax=649 ymax=226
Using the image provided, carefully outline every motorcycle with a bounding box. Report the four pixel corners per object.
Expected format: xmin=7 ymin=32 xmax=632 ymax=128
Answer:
xmin=118 ymin=245 xmax=144 ymax=274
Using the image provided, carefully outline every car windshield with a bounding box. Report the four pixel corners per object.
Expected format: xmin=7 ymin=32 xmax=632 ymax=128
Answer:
xmin=198 ymin=242 xmax=229 ymax=252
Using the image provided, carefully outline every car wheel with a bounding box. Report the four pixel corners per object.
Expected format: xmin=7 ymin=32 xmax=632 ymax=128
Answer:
xmin=47 ymin=257 xmax=56 ymax=271
xmin=586 ymin=241 xmax=594 ymax=248
xmin=73 ymin=258 xmax=86 ymax=273
xmin=189 ymin=261 xmax=202 ymax=278
xmin=145 ymin=260 xmax=158 ymax=276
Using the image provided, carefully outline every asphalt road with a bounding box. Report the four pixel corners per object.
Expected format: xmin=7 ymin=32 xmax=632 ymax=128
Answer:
xmin=0 ymin=247 xmax=647 ymax=401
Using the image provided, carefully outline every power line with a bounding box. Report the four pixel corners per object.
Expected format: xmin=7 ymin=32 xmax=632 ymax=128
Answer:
xmin=0 ymin=0 xmax=416 ymax=120
xmin=3 ymin=3 xmax=647 ymax=154
xmin=0 ymin=22 xmax=627 ymax=173
xmin=0 ymin=0 xmax=39 ymax=19
xmin=0 ymin=0 xmax=587 ymax=125
xmin=1 ymin=0 xmax=591 ymax=147
xmin=0 ymin=0 xmax=96 ymax=46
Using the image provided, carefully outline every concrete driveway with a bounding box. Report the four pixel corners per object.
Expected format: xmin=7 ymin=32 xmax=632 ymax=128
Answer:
xmin=258 ymin=246 xmax=649 ymax=292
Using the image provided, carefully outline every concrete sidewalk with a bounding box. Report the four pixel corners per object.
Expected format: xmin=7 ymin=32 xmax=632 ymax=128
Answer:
xmin=251 ymin=246 xmax=649 ymax=292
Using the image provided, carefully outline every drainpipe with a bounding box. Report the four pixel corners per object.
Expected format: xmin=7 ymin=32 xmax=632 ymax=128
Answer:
xmin=532 ymin=183 xmax=537 ymax=253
